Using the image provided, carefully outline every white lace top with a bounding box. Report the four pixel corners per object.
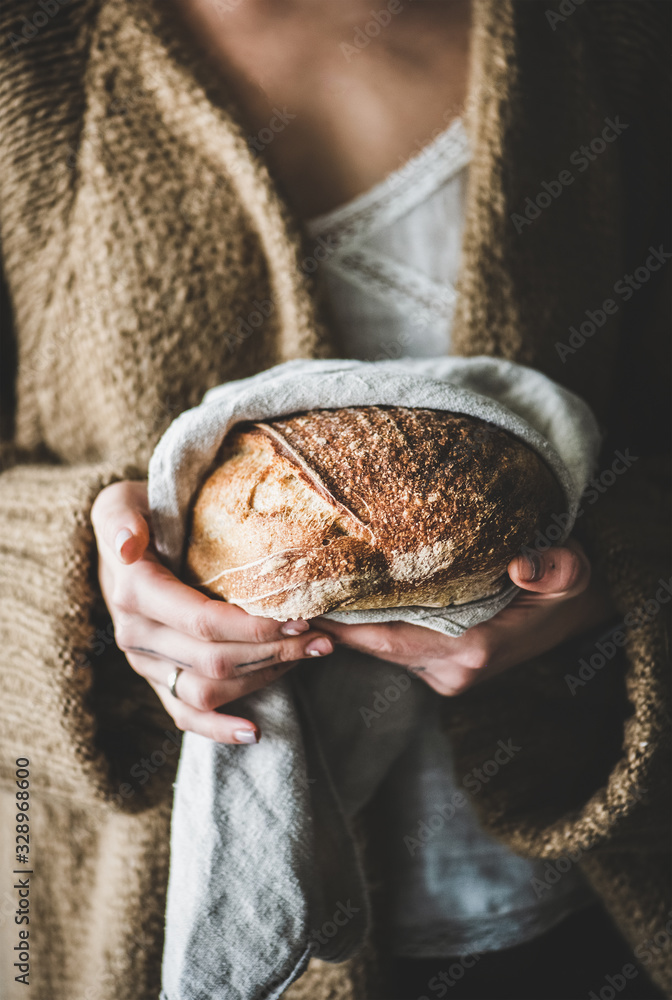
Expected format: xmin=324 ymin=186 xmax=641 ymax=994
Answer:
xmin=305 ymin=116 xmax=592 ymax=957
xmin=305 ymin=117 xmax=470 ymax=361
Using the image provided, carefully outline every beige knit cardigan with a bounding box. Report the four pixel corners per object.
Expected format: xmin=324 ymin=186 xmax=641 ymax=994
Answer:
xmin=0 ymin=1 xmax=670 ymax=997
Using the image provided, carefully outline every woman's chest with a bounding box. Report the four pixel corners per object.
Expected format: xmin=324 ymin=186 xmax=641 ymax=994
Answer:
xmin=172 ymin=0 xmax=472 ymax=217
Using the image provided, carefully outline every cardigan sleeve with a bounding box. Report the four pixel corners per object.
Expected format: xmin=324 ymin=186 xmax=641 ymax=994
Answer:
xmin=442 ymin=8 xmax=671 ymax=977
xmin=440 ymin=450 xmax=671 ymax=988
xmin=440 ymin=205 xmax=671 ymax=986
xmin=441 ymin=447 xmax=670 ymax=843
xmin=443 ymin=276 xmax=671 ymax=872
xmin=0 ymin=454 xmax=144 ymax=798
xmin=443 ymin=0 xmax=671 ymax=851
xmin=0 ymin=258 xmax=160 ymax=802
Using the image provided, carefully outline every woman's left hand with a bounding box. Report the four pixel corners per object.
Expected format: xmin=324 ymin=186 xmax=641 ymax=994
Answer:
xmin=315 ymin=539 xmax=616 ymax=696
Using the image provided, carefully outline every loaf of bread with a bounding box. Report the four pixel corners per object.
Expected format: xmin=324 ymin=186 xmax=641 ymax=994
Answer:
xmin=185 ymin=406 xmax=564 ymax=620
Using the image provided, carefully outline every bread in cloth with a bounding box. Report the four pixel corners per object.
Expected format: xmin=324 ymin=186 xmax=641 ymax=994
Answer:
xmin=185 ymin=405 xmax=564 ymax=620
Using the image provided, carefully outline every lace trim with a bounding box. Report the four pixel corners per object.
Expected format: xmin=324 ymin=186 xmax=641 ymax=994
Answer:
xmin=305 ymin=117 xmax=470 ymax=321
xmin=305 ymin=116 xmax=471 ymax=250
xmin=332 ymin=248 xmax=458 ymax=326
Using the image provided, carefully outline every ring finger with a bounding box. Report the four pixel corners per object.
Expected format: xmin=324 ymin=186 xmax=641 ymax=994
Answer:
xmin=118 ymin=619 xmax=333 ymax=680
xmin=129 ymin=649 xmax=296 ymax=716
xmin=148 ymin=673 xmax=263 ymax=744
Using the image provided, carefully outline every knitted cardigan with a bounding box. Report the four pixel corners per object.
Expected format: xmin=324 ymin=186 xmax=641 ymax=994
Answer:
xmin=0 ymin=1 xmax=669 ymax=997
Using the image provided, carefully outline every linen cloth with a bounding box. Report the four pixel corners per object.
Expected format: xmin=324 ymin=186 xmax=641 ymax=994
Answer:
xmin=305 ymin=116 xmax=595 ymax=958
xmin=150 ymin=356 xmax=601 ymax=1000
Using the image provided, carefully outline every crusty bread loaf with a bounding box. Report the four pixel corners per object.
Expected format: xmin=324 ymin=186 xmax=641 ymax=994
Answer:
xmin=185 ymin=406 xmax=564 ymax=620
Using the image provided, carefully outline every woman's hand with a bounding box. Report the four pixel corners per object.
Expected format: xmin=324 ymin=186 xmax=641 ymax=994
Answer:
xmin=315 ymin=539 xmax=616 ymax=696
xmin=91 ymin=481 xmax=334 ymax=743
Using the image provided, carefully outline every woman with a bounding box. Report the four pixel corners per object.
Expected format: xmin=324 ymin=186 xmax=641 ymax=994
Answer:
xmin=0 ymin=1 xmax=669 ymax=998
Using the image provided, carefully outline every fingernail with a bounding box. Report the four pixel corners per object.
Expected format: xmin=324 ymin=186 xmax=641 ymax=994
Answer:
xmin=305 ymin=637 xmax=333 ymax=657
xmin=115 ymin=527 xmax=134 ymax=559
xmin=519 ymin=551 xmax=543 ymax=582
xmin=280 ymin=619 xmax=310 ymax=636
xmin=234 ymin=729 xmax=259 ymax=744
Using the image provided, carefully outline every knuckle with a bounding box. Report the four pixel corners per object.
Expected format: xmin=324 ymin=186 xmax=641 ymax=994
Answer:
xmin=111 ymin=579 xmax=136 ymax=615
xmin=433 ymin=671 xmax=472 ymax=696
xmin=425 ymin=674 xmax=456 ymax=696
xmin=90 ymin=485 xmax=113 ymax=524
xmin=377 ymin=638 xmax=396 ymax=660
xmin=251 ymin=618 xmax=278 ymax=645
xmin=277 ymin=640 xmax=300 ymax=663
xmin=366 ymin=632 xmax=395 ymax=660
xmin=193 ymin=682 xmax=222 ymax=713
xmin=203 ymin=647 xmax=231 ymax=680
xmin=189 ymin=603 xmax=217 ymax=643
xmin=246 ymin=614 xmax=268 ymax=640
xmin=461 ymin=646 xmax=489 ymax=672
xmin=112 ymin=615 xmax=135 ymax=652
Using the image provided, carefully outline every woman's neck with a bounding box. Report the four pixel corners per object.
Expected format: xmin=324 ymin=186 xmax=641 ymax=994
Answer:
xmin=172 ymin=0 xmax=472 ymax=217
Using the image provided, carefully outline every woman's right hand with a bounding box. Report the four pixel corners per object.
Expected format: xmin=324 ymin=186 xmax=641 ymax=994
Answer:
xmin=91 ymin=480 xmax=334 ymax=744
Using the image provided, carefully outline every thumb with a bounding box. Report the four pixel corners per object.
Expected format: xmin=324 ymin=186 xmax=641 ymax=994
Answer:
xmin=508 ymin=541 xmax=591 ymax=599
xmin=91 ymin=481 xmax=151 ymax=565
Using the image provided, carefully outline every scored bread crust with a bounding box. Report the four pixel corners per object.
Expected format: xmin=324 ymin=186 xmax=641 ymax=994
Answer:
xmin=185 ymin=406 xmax=565 ymax=620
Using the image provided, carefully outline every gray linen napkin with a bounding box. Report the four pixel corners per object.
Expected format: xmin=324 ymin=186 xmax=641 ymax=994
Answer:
xmin=151 ymin=357 xmax=601 ymax=1000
